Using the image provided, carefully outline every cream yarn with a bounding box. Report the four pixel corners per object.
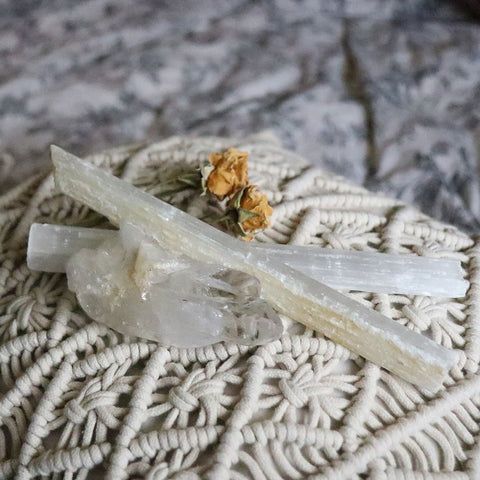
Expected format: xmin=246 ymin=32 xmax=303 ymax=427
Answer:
xmin=0 ymin=134 xmax=478 ymax=479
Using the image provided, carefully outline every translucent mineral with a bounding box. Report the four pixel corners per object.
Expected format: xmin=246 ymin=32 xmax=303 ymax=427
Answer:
xmin=28 ymin=223 xmax=468 ymax=297
xmin=258 ymin=244 xmax=468 ymax=297
xmin=27 ymin=223 xmax=117 ymax=273
xmin=65 ymin=223 xmax=282 ymax=347
xmin=49 ymin=145 xmax=458 ymax=389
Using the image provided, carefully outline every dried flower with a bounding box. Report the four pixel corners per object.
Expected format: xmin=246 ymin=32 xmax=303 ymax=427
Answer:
xmin=232 ymin=185 xmax=274 ymax=241
xmin=199 ymin=147 xmax=273 ymax=240
xmin=204 ymin=148 xmax=249 ymax=200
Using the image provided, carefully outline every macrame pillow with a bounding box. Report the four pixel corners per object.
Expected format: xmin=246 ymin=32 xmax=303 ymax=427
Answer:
xmin=0 ymin=134 xmax=478 ymax=480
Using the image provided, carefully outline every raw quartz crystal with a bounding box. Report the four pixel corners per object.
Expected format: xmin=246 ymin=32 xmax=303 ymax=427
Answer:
xmin=28 ymin=223 xmax=467 ymax=297
xmin=65 ymin=223 xmax=282 ymax=347
xmin=49 ymin=145 xmax=458 ymax=390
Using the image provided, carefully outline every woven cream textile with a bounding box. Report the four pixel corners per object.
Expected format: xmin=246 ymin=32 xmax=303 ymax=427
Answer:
xmin=0 ymin=134 xmax=479 ymax=480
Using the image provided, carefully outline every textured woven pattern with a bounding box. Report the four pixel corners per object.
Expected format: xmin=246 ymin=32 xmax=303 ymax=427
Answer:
xmin=0 ymin=135 xmax=479 ymax=479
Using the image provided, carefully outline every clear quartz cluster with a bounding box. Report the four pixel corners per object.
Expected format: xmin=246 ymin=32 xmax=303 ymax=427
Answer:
xmin=41 ymin=145 xmax=458 ymax=390
xmin=64 ymin=223 xmax=282 ymax=347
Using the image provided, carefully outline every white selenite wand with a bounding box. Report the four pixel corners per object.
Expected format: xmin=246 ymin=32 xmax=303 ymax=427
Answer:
xmin=28 ymin=223 xmax=467 ymax=297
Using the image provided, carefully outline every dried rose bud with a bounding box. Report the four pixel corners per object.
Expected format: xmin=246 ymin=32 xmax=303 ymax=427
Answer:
xmin=205 ymin=148 xmax=248 ymax=200
xmin=234 ymin=185 xmax=274 ymax=241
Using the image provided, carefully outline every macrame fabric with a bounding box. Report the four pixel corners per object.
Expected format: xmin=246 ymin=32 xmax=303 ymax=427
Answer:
xmin=0 ymin=134 xmax=479 ymax=480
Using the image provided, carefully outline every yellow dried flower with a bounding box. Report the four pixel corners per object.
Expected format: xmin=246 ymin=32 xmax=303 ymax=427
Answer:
xmin=205 ymin=148 xmax=248 ymax=200
xmin=236 ymin=185 xmax=274 ymax=241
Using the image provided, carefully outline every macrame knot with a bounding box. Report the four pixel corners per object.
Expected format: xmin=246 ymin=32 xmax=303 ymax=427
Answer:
xmin=65 ymin=399 xmax=88 ymax=424
xmin=7 ymin=295 xmax=36 ymax=314
xmin=412 ymin=240 xmax=446 ymax=258
xmin=169 ymin=386 xmax=199 ymax=412
xmin=0 ymin=137 xmax=477 ymax=479
xmin=7 ymin=294 xmax=40 ymax=330
xmin=321 ymin=232 xmax=352 ymax=250
xmin=146 ymin=461 xmax=169 ymax=480
xmin=278 ymin=378 xmax=309 ymax=408
xmin=402 ymin=305 xmax=432 ymax=331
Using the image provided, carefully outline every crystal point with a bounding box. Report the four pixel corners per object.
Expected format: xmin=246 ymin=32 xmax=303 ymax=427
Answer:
xmin=65 ymin=225 xmax=283 ymax=347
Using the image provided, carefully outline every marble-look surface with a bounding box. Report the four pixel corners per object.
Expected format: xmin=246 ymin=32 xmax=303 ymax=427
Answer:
xmin=0 ymin=0 xmax=479 ymax=231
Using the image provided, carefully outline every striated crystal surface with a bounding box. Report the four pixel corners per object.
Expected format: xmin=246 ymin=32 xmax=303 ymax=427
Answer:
xmin=27 ymin=223 xmax=117 ymax=273
xmin=50 ymin=145 xmax=458 ymax=390
xmin=65 ymin=224 xmax=282 ymax=347
xmin=256 ymin=244 xmax=468 ymax=297
xmin=28 ymin=223 xmax=468 ymax=297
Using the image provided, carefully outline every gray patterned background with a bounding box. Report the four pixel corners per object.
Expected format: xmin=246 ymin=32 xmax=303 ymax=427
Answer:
xmin=1 ymin=0 xmax=479 ymax=232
